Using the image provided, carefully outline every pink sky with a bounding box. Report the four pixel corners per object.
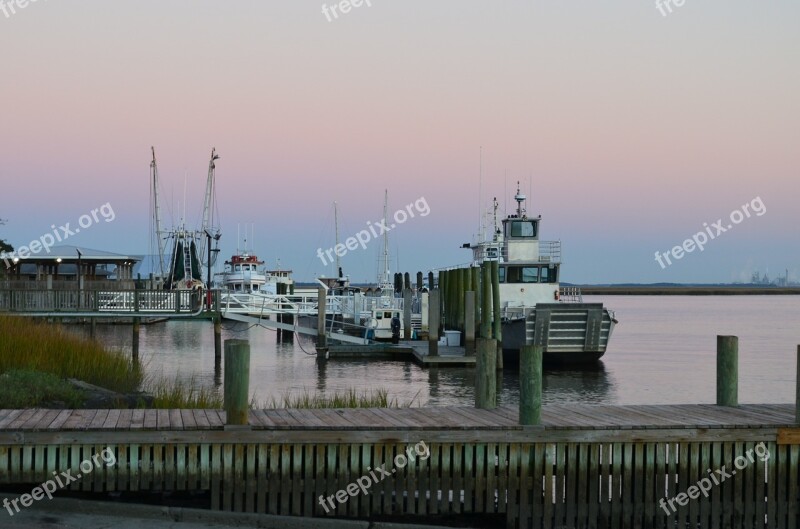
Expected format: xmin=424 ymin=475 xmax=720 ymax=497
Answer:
xmin=1 ymin=1 xmax=798 ymax=283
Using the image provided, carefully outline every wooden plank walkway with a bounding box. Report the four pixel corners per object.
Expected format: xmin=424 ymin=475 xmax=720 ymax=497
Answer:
xmin=1 ymin=404 xmax=798 ymax=528
xmin=0 ymin=403 xmax=795 ymax=432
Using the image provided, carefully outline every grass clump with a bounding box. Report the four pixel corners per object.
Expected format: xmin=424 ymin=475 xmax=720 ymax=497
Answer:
xmin=0 ymin=316 xmax=143 ymax=393
xmin=145 ymin=375 xmax=223 ymax=409
xmin=257 ymin=388 xmax=418 ymax=409
xmin=0 ymin=369 xmax=85 ymax=408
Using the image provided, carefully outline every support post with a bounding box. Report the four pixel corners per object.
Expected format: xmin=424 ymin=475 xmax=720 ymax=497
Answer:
xmin=317 ymin=287 xmax=327 ymax=349
xmin=491 ymin=260 xmax=503 ymax=369
xmin=481 ymin=263 xmax=492 ymax=338
xmin=475 ymin=338 xmax=497 ymax=409
xmin=796 ymin=345 xmax=800 ymax=424
xmin=224 ymin=339 xmax=250 ymax=426
xmin=520 ymin=345 xmax=543 ymax=425
xmin=90 ymin=318 xmax=96 ymax=339
xmin=214 ymin=316 xmax=222 ymax=364
xmin=716 ymin=335 xmax=738 ymax=407
xmin=465 ymin=291 xmax=476 ymax=357
xmin=132 ymin=317 xmax=140 ymax=362
xmin=428 ymin=289 xmax=440 ymax=357
xmin=457 ymin=268 xmax=466 ymax=335
xmin=471 ymin=266 xmax=480 ymax=334
xmin=403 ymin=288 xmax=412 ymax=340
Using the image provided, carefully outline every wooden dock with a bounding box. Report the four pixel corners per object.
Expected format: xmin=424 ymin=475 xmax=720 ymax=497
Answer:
xmin=324 ymin=341 xmax=476 ymax=367
xmin=1 ymin=404 xmax=798 ymax=528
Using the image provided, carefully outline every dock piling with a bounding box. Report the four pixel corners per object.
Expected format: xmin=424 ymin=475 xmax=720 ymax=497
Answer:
xmin=428 ymin=289 xmax=440 ymax=357
xmin=520 ymin=345 xmax=543 ymax=425
xmin=403 ymin=288 xmax=412 ymax=340
xmin=465 ymin=291 xmax=476 ymax=356
xmin=796 ymin=345 xmax=800 ymax=424
xmin=317 ymin=287 xmax=327 ymax=350
xmin=491 ymin=260 xmax=503 ymax=369
xmin=480 ymin=263 xmax=492 ymax=339
xmin=716 ymin=335 xmax=739 ymax=407
xmin=132 ymin=317 xmax=140 ymax=362
xmin=214 ymin=315 xmax=222 ymax=362
xmin=475 ymin=337 xmax=497 ymax=409
xmin=224 ymin=339 xmax=250 ymax=426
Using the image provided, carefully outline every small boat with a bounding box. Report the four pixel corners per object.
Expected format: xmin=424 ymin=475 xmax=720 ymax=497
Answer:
xmin=216 ymin=251 xmax=294 ymax=295
xmin=458 ymin=183 xmax=617 ymax=365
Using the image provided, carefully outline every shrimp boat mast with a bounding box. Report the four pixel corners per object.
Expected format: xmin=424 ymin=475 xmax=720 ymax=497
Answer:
xmin=462 ymin=183 xmax=617 ymax=365
xmin=150 ymin=147 xmax=221 ymax=290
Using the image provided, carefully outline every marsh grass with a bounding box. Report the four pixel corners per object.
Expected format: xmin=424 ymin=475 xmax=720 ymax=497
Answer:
xmin=144 ymin=375 xmax=223 ymax=409
xmin=0 ymin=316 xmax=143 ymax=392
xmin=0 ymin=369 xmax=85 ymax=408
xmin=256 ymin=388 xmax=419 ymax=409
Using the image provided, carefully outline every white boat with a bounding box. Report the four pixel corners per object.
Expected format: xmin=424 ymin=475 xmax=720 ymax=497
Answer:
xmin=460 ymin=184 xmax=617 ymax=365
xmin=216 ymin=252 xmax=294 ymax=295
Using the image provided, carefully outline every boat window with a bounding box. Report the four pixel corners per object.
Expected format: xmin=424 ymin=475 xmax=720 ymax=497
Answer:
xmin=234 ymin=265 xmax=241 ymax=271
xmin=375 ymin=312 xmax=382 ymax=319
xmin=498 ymin=266 xmax=506 ymax=283
xmin=506 ymin=266 xmax=539 ymax=283
xmin=384 ymin=311 xmax=393 ymax=318
xmin=540 ymin=266 xmax=549 ymax=283
xmin=507 ymin=220 xmax=537 ymax=238
xmin=253 ymin=285 xmax=259 ymax=290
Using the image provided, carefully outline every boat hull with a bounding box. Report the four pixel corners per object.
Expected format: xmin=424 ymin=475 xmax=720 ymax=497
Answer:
xmin=501 ymin=303 xmax=616 ymax=366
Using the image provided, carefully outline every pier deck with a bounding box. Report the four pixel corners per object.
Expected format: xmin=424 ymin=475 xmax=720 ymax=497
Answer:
xmin=1 ymin=404 xmax=798 ymax=528
xmin=325 ymin=341 xmax=476 ymax=367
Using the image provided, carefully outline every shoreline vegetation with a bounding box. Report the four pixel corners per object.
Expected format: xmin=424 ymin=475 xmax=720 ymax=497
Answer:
xmin=0 ymin=316 xmax=412 ymax=410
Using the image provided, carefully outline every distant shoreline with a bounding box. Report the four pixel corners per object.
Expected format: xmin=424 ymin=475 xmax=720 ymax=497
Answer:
xmin=577 ymin=286 xmax=800 ymax=296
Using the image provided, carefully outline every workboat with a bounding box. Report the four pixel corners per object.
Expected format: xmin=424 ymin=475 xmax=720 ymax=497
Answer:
xmin=459 ymin=184 xmax=617 ymax=365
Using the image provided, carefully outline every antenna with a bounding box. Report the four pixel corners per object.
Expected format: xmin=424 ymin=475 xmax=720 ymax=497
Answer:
xmin=334 ymin=202 xmax=341 ymax=274
xmin=478 ymin=146 xmax=483 ymax=241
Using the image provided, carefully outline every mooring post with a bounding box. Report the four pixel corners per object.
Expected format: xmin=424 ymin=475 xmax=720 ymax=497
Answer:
xmin=317 ymin=287 xmax=327 ymax=349
xmin=457 ymin=268 xmax=466 ymax=335
xmin=481 ymin=263 xmax=492 ymax=338
xmin=716 ymin=335 xmax=739 ymax=407
xmin=403 ymin=288 xmax=413 ymax=340
xmin=471 ymin=266 xmax=480 ymax=333
xmin=224 ymin=339 xmax=250 ymax=426
xmin=214 ymin=315 xmax=222 ymax=363
xmin=428 ymin=289 xmax=440 ymax=357
xmin=132 ymin=317 xmax=140 ymax=362
xmin=491 ymin=260 xmax=503 ymax=369
xmin=520 ymin=345 xmax=543 ymax=425
xmin=796 ymin=345 xmax=800 ymax=424
xmin=90 ymin=318 xmax=96 ymax=339
xmin=476 ymin=337 xmax=497 ymax=409
xmin=465 ymin=291 xmax=476 ymax=356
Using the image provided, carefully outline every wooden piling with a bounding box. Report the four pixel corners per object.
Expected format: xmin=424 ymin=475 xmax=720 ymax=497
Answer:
xmin=404 ymin=272 xmax=411 ymax=291
xmin=214 ymin=315 xmax=222 ymax=360
xmin=403 ymin=288 xmax=412 ymax=340
xmin=471 ymin=266 xmax=480 ymax=333
xmin=457 ymin=268 xmax=466 ymax=335
xmin=475 ymin=338 xmax=497 ymax=409
xmin=317 ymin=287 xmax=327 ymax=349
xmin=520 ymin=345 xmax=543 ymax=425
xmin=223 ymin=339 xmax=250 ymax=426
xmin=428 ymin=271 xmax=434 ymax=292
xmin=716 ymin=335 xmax=738 ymax=407
xmin=481 ymin=263 xmax=492 ymax=338
xmin=796 ymin=345 xmax=800 ymax=424
xmin=89 ymin=318 xmax=96 ymax=339
xmin=132 ymin=317 xmax=140 ymax=362
xmin=491 ymin=260 xmax=503 ymax=369
xmin=417 ymin=271 xmax=424 ymax=291
xmin=465 ymin=291 xmax=476 ymax=356
xmin=428 ymin=289 xmax=440 ymax=357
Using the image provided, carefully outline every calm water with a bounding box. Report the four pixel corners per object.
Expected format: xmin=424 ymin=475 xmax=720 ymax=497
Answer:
xmin=86 ymin=296 xmax=800 ymax=407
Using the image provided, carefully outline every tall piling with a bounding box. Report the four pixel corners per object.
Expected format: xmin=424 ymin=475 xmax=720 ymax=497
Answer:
xmin=491 ymin=260 xmax=503 ymax=369
xmin=481 ymin=263 xmax=492 ymax=339
xmin=132 ymin=317 xmax=140 ymax=362
xmin=520 ymin=345 xmax=543 ymax=425
xmin=403 ymin=288 xmax=413 ymax=340
xmin=317 ymin=287 xmax=327 ymax=350
xmin=457 ymin=268 xmax=466 ymax=335
xmin=716 ymin=335 xmax=738 ymax=407
xmin=214 ymin=315 xmax=222 ymax=364
xmin=428 ymin=289 xmax=440 ymax=357
xmin=471 ymin=266 xmax=480 ymax=333
xmin=796 ymin=346 xmax=800 ymax=424
xmin=465 ymin=291 xmax=476 ymax=356
xmin=476 ymin=338 xmax=497 ymax=409
xmin=224 ymin=339 xmax=250 ymax=426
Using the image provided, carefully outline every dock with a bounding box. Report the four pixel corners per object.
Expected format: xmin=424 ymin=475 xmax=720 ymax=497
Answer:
xmin=1 ymin=404 xmax=798 ymax=528
xmin=325 ymin=341 xmax=476 ymax=367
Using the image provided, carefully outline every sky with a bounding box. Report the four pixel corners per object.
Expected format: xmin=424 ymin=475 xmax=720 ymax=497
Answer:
xmin=1 ymin=1 xmax=798 ymax=284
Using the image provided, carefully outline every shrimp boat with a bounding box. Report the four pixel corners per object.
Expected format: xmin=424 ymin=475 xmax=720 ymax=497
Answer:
xmin=460 ymin=184 xmax=617 ymax=365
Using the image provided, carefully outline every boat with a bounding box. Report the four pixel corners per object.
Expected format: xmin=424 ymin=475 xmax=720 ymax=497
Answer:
xmin=215 ymin=251 xmax=294 ymax=295
xmin=459 ymin=183 xmax=617 ymax=365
